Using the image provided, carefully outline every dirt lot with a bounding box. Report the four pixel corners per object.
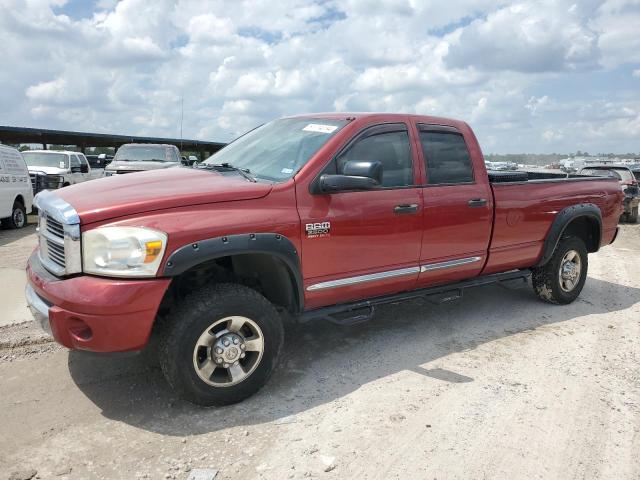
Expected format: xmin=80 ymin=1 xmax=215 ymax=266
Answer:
xmin=1 ymin=224 xmax=639 ymax=480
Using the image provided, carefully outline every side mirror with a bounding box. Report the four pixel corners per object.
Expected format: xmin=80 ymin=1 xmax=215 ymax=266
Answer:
xmin=342 ymin=161 xmax=383 ymax=183
xmin=80 ymin=164 xmax=89 ymax=173
xmin=70 ymin=166 xmax=81 ymax=173
xmin=319 ymin=161 xmax=382 ymax=193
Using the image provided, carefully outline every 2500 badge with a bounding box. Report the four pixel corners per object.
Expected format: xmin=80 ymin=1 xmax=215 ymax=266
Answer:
xmin=305 ymin=221 xmax=331 ymax=238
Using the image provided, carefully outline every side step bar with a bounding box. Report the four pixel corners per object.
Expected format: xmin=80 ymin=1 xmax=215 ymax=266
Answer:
xmin=299 ymin=269 xmax=531 ymax=325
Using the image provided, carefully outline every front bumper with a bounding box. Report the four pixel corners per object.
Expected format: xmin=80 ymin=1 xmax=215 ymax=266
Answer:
xmin=26 ymin=251 xmax=171 ymax=352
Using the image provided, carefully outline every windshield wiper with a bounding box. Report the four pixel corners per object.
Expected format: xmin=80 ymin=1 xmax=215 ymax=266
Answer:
xmin=198 ymin=163 xmax=257 ymax=182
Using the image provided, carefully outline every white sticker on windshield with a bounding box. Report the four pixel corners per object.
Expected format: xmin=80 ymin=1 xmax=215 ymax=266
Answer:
xmin=281 ymin=168 xmax=294 ymax=174
xmin=303 ymin=123 xmax=337 ymax=134
xmin=59 ymin=161 xmax=65 ymax=169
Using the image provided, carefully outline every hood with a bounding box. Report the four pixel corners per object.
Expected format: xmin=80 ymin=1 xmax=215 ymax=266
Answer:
xmin=28 ymin=166 xmax=68 ymax=175
xmin=55 ymin=167 xmax=273 ymax=224
xmin=106 ymin=160 xmax=179 ymax=172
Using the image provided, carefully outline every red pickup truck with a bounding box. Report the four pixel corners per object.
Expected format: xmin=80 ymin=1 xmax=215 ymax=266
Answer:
xmin=26 ymin=113 xmax=622 ymax=406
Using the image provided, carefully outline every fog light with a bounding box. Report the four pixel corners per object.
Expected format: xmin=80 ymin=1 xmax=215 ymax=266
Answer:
xmin=68 ymin=318 xmax=93 ymax=341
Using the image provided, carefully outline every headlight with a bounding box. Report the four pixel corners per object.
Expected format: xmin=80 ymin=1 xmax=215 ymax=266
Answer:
xmin=82 ymin=226 xmax=167 ymax=277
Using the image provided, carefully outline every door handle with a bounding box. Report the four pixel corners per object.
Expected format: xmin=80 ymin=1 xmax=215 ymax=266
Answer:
xmin=467 ymin=198 xmax=487 ymax=208
xmin=394 ymin=203 xmax=420 ymax=214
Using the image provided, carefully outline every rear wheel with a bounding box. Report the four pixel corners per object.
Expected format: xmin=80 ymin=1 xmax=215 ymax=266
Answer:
xmin=2 ymin=200 xmax=27 ymax=229
xmin=532 ymin=237 xmax=588 ymax=305
xmin=159 ymin=283 xmax=284 ymax=406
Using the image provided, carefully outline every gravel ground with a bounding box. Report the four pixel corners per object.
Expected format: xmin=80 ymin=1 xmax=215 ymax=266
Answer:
xmin=1 ymin=224 xmax=638 ymax=480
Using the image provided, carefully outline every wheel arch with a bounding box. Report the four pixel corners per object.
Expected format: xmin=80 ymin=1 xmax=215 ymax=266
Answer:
xmin=14 ymin=194 xmax=25 ymax=207
xmin=536 ymin=203 xmax=602 ymax=267
xmin=161 ymin=233 xmax=304 ymax=315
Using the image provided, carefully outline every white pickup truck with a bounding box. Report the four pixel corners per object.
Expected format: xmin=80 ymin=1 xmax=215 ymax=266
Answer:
xmin=22 ymin=150 xmax=92 ymax=194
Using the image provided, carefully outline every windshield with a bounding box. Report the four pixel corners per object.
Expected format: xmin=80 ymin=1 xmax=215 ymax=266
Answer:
xmin=22 ymin=152 xmax=68 ymax=169
xmin=203 ymin=118 xmax=348 ymax=181
xmin=114 ymin=145 xmax=177 ymax=162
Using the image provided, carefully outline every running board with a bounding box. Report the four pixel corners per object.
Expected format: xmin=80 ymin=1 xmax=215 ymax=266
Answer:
xmin=299 ymin=269 xmax=531 ymax=324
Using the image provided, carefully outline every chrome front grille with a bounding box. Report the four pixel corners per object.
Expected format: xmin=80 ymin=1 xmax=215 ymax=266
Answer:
xmin=35 ymin=191 xmax=82 ymax=277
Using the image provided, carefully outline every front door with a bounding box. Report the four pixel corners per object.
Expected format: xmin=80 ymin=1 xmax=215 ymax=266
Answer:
xmin=414 ymin=124 xmax=493 ymax=286
xmin=297 ymin=122 xmax=424 ymax=309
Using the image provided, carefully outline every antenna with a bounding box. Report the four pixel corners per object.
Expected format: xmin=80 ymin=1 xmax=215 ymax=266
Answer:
xmin=180 ymin=95 xmax=184 ymax=151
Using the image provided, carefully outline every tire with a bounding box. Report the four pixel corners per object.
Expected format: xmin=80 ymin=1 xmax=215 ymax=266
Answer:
xmin=2 ymin=200 xmax=27 ymax=229
xmin=628 ymin=206 xmax=638 ymax=223
xmin=158 ymin=283 xmax=284 ymax=406
xmin=532 ymin=236 xmax=588 ymax=305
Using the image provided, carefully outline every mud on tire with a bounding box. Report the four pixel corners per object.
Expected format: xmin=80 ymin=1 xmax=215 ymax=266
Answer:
xmin=532 ymin=236 xmax=588 ymax=305
xmin=158 ymin=283 xmax=284 ymax=406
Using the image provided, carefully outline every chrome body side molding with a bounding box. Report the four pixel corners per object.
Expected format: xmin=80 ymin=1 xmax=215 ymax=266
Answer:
xmin=420 ymin=256 xmax=482 ymax=272
xmin=306 ymin=266 xmax=420 ymax=291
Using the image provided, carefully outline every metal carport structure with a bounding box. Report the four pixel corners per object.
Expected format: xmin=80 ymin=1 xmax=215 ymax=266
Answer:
xmin=0 ymin=125 xmax=226 ymax=160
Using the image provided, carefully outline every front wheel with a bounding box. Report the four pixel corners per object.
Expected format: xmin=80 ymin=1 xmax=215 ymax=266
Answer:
xmin=159 ymin=283 xmax=284 ymax=406
xmin=2 ymin=201 xmax=27 ymax=229
xmin=532 ymin=237 xmax=588 ymax=305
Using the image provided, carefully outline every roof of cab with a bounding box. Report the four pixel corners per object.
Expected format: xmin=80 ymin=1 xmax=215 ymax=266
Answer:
xmin=286 ymin=112 xmax=465 ymax=125
xmin=22 ymin=150 xmax=82 ymax=155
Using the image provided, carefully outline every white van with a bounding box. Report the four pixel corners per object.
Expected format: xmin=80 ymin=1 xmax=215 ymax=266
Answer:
xmin=0 ymin=145 xmax=33 ymax=229
xmin=22 ymin=150 xmax=92 ymax=194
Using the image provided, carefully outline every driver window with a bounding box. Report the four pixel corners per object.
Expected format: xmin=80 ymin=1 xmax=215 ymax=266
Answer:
xmin=336 ymin=130 xmax=413 ymax=187
xmin=70 ymin=155 xmax=80 ymax=167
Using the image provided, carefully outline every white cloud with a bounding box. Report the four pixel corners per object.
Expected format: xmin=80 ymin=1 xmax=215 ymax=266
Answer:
xmin=446 ymin=1 xmax=600 ymax=72
xmin=0 ymin=0 xmax=638 ymax=153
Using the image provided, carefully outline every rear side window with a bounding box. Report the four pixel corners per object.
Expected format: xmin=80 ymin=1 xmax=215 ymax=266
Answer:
xmin=337 ymin=130 xmax=413 ymax=188
xmin=420 ymin=131 xmax=474 ymax=185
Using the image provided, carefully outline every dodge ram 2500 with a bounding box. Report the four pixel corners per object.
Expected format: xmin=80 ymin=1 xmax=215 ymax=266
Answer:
xmin=26 ymin=113 xmax=623 ymax=406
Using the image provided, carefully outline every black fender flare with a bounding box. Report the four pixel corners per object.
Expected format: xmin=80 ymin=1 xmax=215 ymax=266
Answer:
xmin=535 ymin=203 xmax=602 ymax=267
xmin=162 ymin=233 xmax=304 ymax=312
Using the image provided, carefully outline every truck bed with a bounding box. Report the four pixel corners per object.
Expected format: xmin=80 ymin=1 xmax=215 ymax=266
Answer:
xmin=483 ymin=174 xmax=621 ymax=275
xmin=487 ymin=170 xmax=605 ymax=183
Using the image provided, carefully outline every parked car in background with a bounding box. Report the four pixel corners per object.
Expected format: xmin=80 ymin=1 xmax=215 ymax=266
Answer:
xmin=579 ymin=165 xmax=639 ymax=223
xmin=22 ymin=150 xmax=91 ymax=195
xmin=0 ymin=145 xmax=33 ymax=228
xmin=85 ymin=154 xmax=113 ymax=168
xmin=104 ymin=144 xmax=182 ymax=176
xmin=630 ymin=164 xmax=640 ymax=182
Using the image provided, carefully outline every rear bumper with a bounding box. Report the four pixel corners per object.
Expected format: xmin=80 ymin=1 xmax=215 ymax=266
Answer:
xmin=26 ymin=252 xmax=171 ymax=352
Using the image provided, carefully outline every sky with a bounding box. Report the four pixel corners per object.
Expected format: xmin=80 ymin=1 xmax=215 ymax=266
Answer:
xmin=0 ymin=0 xmax=639 ymax=154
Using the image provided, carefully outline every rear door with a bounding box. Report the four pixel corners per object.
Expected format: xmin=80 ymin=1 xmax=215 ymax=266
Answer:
xmin=414 ymin=124 xmax=493 ymax=286
xmin=298 ymin=122 xmax=424 ymax=308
